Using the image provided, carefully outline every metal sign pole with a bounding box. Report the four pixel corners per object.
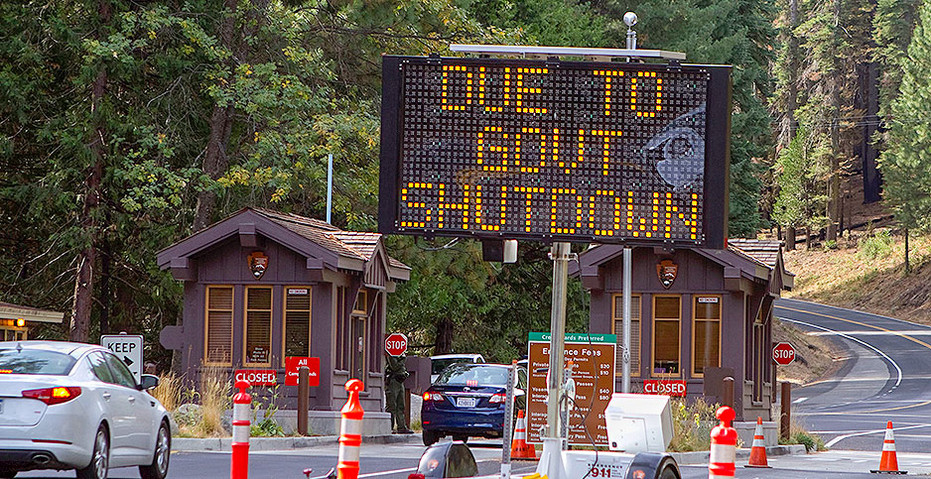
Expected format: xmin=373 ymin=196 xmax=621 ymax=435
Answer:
xmin=537 ymin=242 xmax=571 ymax=479
xmin=500 ymin=361 xmax=517 ymax=479
xmin=622 ymin=247 xmax=632 ymax=393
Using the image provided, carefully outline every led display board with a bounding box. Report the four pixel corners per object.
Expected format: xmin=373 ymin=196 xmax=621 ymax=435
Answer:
xmin=379 ymin=55 xmax=731 ymax=248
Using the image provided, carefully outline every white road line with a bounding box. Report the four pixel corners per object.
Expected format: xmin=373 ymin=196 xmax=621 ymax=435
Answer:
xmin=793 ymin=397 xmax=808 ymax=404
xmin=776 ymin=299 xmax=931 ymax=330
xmin=824 ymin=423 xmax=931 ymax=448
xmin=780 ymin=317 xmax=903 ymax=389
xmin=359 ymin=467 xmax=418 ymax=478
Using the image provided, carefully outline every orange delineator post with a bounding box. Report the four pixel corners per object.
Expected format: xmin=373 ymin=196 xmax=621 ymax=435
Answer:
xmin=709 ymin=406 xmax=737 ymax=479
xmin=871 ymin=421 xmax=907 ymax=474
xmin=338 ymin=379 xmax=365 ymax=479
xmin=510 ymin=410 xmax=537 ymax=460
xmin=231 ymin=380 xmax=252 ymax=479
xmin=746 ymin=416 xmax=770 ymax=468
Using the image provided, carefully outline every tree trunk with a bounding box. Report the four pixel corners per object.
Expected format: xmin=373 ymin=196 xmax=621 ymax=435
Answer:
xmin=435 ymin=317 xmax=454 ymax=354
xmin=70 ymin=0 xmax=111 ymax=341
xmin=785 ymin=0 xmax=799 ymax=144
xmin=905 ymin=228 xmax=910 ymax=274
xmin=786 ymin=226 xmax=796 ymax=251
xmin=826 ymin=0 xmax=843 ymax=242
xmin=192 ymin=0 xmax=240 ymax=232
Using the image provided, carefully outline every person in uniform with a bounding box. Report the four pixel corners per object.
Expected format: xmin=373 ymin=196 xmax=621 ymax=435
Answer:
xmin=385 ymin=351 xmax=413 ymax=434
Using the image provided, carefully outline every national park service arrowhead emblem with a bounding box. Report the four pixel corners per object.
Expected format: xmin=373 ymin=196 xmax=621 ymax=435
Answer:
xmin=656 ymin=259 xmax=677 ymax=289
xmin=248 ymin=251 xmax=269 ymax=280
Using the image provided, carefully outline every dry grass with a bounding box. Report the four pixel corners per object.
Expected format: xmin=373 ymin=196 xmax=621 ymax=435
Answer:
xmin=784 ymin=228 xmax=931 ymax=326
xmin=197 ymin=368 xmax=230 ymax=436
xmin=773 ymin=319 xmax=842 ymax=385
xmin=151 ymin=371 xmax=182 ymax=412
xmin=667 ymin=397 xmax=718 ymax=452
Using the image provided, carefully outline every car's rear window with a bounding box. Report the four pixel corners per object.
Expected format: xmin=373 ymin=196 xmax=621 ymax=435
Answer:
xmin=436 ymin=365 xmax=508 ymax=387
xmin=0 ymin=349 xmax=77 ymax=375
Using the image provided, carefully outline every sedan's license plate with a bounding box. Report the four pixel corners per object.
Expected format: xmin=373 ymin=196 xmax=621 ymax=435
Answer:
xmin=456 ymin=397 xmax=476 ymax=408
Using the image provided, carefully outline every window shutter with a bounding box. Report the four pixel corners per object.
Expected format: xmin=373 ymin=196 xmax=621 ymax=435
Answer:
xmin=206 ymin=287 xmax=233 ymax=364
xmin=285 ymin=287 xmax=311 ymax=358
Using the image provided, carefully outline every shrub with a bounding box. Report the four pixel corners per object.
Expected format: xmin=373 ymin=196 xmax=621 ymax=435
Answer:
xmin=858 ymin=230 xmax=894 ymax=260
xmin=151 ymin=371 xmax=182 ymax=412
xmin=667 ymin=398 xmax=719 ymax=452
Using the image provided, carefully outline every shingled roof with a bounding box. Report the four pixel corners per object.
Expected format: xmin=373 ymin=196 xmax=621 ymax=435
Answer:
xmin=727 ymin=238 xmax=781 ymax=269
xmin=157 ymin=207 xmax=409 ymax=281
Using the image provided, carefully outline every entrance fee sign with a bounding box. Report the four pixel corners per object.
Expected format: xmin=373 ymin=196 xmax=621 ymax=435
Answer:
xmin=526 ymin=332 xmax=616 ymax=445
xmin=235 ymin=369 xmax=278 ymax=386
xmin=379 ymin=56 xmax=731 ymax=248
xmin=285 ymin=357 xmax=320 ymax=386
xmin=772 ymin=342 xmax=797 ymax=366
xmin=100 ymin=334 xmax=143 ymax=383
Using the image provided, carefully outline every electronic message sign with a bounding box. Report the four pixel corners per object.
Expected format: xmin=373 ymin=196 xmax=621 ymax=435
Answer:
xmin=379 ymin=55 xmax=731 ymax=248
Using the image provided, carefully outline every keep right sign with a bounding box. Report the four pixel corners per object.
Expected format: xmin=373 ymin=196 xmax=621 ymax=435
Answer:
xmin=773 ymin=341 xmax=797 ymax=366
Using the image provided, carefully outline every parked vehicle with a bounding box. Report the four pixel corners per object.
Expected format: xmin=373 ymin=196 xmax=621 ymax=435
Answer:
xmin=420 ymin=363 xmax=525 ymax=446
xmin=0 ymin=341 xmax=171 ymax=479
xmin=429 ymin=354 xmax=485 ymax=384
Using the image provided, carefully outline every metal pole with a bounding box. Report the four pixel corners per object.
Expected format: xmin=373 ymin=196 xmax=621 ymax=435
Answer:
xmin=622 ymin=247 xmax=632 ymax=393
xmin=500 ymin=361 xmax=517 ymax=479
xmin=546 ymin=242 xmax=570 ymax=439
xmin=326 ymin=153 xmax=333 ymax=224
xmin=298 ymin=366 xmax=309 ymax=435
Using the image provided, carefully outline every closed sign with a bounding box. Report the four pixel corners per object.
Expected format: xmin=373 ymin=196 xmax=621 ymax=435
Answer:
xmin=235 ymin=369 xmax=278 ymax=386
xmin=643 ymin=379 xmax=687 ymax=397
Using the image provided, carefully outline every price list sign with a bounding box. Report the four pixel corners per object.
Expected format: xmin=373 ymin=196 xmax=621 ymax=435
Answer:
xmin=526 ymin=332 xmax=616 ymax=446
xmin=379 ymin=56 xmax=731 ymax=248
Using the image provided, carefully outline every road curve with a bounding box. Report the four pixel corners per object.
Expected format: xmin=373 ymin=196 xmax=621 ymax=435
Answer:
xmin=774 ymin=298 xmax=931 ymax=452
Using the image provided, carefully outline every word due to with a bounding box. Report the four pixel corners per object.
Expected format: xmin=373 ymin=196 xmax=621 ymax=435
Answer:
xmin=397 ymin=62 xmax=709 ymax=242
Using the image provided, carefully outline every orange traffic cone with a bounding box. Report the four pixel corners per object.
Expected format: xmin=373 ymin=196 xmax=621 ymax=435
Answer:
xmin=871 ymin=421 xmax=907 ymax=474
xmin=510 ymin=410 xmax=537 ymax=460
xmin=745 ymin=417 xmax=770 ymax=468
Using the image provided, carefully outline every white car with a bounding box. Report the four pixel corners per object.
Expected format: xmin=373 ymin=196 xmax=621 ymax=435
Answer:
xmin=429 ymin=354 xmax=485 ymax=384
xmin=0 ymin=341 xmax=171 ymax=479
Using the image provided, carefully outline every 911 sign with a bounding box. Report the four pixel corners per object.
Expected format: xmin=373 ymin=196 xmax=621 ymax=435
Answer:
xmin=379 ymin=55 xmax=731 ymax=248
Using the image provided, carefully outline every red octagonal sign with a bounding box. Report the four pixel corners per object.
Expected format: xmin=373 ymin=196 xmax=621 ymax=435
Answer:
xmin=773 ymin=342 xmax=797 ymax=365
xmin=385 ymin=333 xmax=408 ymax=357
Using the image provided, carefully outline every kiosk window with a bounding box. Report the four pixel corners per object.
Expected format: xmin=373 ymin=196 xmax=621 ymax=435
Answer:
xmin=205 ymin=286 xmax=233 ymax=365
xmin=652 ymin=295 xmax=681 ymax=376
xmin=693 ymin=295 xmax=721 ymax=377
xmin=245 ymin=287 xmax=272 ymax=365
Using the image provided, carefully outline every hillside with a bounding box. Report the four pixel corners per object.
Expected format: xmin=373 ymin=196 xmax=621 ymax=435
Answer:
xmin=783 ymin=228 xmax=931 ymax=326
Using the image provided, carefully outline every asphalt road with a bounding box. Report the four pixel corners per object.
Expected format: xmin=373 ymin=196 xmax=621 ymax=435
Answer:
xmin=775 ymin=297 xmax=931 ymax=453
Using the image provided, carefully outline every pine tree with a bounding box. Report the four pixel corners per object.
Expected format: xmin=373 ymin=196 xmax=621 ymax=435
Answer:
xmin=879 ymin=1 xmax=931 ymax=248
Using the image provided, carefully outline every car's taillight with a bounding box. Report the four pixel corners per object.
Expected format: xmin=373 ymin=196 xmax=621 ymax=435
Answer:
xmin=489 ymin=393 xmax=506 ymax=403
xmin=423 ymin=392 xmax=444 ymax=401
xmin=22 ymin=387 xmax=82 ymax=405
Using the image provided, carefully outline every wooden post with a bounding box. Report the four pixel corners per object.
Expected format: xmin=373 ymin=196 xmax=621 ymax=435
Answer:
xmin=780 ymin=381 xmax=792 ymax=442
xmin=722 ymin=376 xmax=734 ymax=409
xmin=298 ymin=366 xmax=309 ymax=436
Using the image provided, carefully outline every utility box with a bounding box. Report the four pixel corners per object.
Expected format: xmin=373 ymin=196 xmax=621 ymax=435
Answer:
xmin=604 ymin=393 xmax=674 ymax=453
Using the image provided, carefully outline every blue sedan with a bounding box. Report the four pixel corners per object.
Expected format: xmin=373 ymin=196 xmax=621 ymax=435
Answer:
xmin=420 ymin=363 xmax=525 ymax=446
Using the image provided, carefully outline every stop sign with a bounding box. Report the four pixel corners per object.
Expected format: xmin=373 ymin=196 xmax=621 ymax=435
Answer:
xmin=385 ymin=333 xmax=408 ymax=357
xmin=772 ymin=342 xmax=797 ymax=365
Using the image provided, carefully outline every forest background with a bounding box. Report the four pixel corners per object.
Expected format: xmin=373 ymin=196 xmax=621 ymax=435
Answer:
xmin=2 ymin=0 xmax=931 ymax=368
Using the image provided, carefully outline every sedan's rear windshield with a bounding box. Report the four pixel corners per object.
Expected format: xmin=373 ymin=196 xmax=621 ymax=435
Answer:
xmin=435 ymin=364 xmax=508 ymax=387
xmin=0 ymin=349 xmax=77 ymax=375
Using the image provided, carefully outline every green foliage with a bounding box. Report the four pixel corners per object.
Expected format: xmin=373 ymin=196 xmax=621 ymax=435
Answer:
xmin=788 ymin=430 xmax=825 ymax=452
xmin=858 ymin=230 xmax=894 ymax=260
xmin=772 ymin=126 xmax=829 ymax=232
xmin=600 ymin=0 xmax=777 ymax=237
xmin=879 ymin=1 xmax=931 ymax=234
xmin=667 ymin=397 xmax=718 ymax=452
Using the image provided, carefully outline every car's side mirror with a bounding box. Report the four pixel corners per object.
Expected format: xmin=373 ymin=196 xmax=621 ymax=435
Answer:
xmin=139 ymin=374 xmax=160 ymax=391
